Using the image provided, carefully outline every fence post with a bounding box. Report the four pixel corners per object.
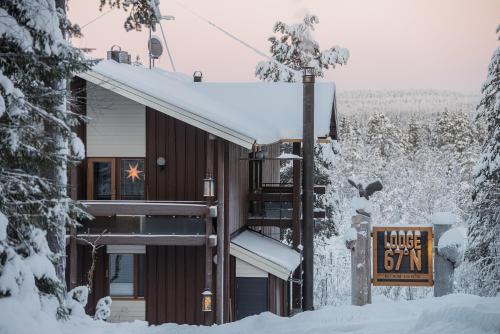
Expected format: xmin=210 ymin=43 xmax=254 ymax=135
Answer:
xmin=349 ymin=214 xmax=372 ymax=306
xmin=433 ymin=222 xmax=454 ymax=297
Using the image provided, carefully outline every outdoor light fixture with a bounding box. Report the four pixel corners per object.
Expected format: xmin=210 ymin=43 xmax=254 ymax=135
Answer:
xmin=201 ymin=289 xmax=213 ymax=312
xmin=156 ymin=156 xmax=166 ymax=168
xmin=203 ymin=174 xmax=215 ymax=198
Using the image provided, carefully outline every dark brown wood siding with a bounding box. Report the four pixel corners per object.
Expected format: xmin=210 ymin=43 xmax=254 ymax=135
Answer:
xmin=227 ymin=142 xmax=249 ymax=235
xmin=146 ymin=108 xmax=207 ymax=201
xmin=145 ymin=245 xmax=215 ymax=325
xmin=268 ymin=274 xmax=289 ymax=317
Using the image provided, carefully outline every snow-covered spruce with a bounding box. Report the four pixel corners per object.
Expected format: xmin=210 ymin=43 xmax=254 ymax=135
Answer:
xmin=256 ymin=14 xmax=349 ymax=82
xmin=0 ymin=0 xmax=163 ymax=322
xmin=466 ymin=26 xmax=500 ymax=297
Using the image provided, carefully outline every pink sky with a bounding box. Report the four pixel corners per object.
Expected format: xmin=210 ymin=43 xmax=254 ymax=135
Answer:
xmin=69 ymin=0 xmax=499 ymax=92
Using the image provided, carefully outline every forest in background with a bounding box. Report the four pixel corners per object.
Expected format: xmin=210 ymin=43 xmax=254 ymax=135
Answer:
xmin=313 ymin=89 xmax=483 ymax=306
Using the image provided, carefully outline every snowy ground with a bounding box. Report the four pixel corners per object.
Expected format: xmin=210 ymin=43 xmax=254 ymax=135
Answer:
xmin=2 ymin=294 xmax=499 ymax=334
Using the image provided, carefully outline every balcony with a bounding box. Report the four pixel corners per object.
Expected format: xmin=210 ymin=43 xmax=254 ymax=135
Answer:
xmin=75 ymin=200 xmax=216 ymax=246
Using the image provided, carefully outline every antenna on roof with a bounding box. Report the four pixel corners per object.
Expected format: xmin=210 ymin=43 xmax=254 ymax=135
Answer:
xmin=148 ymin=35 xmax=163 ymax=68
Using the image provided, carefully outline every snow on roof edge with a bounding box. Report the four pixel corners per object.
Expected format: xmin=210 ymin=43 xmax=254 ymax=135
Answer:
xmin=230 ymin=230 xmax=301 ymax=280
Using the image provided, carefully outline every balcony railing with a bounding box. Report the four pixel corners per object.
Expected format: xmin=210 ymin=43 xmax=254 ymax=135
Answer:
xmin=75 ymin=200 xmax=215 ymax=246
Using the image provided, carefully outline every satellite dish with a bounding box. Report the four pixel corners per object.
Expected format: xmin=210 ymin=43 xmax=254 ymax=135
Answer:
xmin=148 ymin=36 xmax=163 ymax=59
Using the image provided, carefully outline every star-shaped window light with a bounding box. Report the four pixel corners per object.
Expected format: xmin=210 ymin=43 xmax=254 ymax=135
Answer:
xmin=126 ymin=163 xmax=143 ymax=182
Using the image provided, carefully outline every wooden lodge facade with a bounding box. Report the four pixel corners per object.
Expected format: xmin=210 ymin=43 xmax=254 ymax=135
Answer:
xmin=66 ymin=56 xmax=338 ymax=325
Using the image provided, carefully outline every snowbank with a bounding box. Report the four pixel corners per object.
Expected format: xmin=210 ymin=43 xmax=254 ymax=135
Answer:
xmin=2 ymin=294 xmax=500 ymax=334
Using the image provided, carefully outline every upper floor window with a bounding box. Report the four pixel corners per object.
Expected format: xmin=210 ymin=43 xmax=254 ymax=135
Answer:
xmin=120 ymin=159 xmax=145 ymax=200
xmin=87 ymin=158 xmax=145 ymax=200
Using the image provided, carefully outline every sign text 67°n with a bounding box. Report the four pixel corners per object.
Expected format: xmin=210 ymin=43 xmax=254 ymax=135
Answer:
xmin=373 ymin=226 xmax=433 ymax=286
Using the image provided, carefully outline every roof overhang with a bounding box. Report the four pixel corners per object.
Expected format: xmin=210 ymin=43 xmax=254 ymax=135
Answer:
xmin=230 ymin=230 xmax=301 ymax=281
xmin=78 ymin=70 xmax=256 ymax=149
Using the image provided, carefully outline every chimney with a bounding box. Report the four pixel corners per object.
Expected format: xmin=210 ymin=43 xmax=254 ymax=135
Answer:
xmin=107 ymin=45 xmax=131 ymax=64
xmin=302 ymin=67 xmax=315 ymax=311
xmin=193 ymin=71 xmax=203 ymax=82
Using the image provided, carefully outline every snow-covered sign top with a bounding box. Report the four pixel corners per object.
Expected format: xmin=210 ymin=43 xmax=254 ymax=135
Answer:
xmin=77 ymin=60 xmax=336 ymax=149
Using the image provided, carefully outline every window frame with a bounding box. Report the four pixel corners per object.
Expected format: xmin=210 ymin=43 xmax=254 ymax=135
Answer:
xmin=87 ymin=157 xmax=146 ymax=200
xmin=87 ymin=157 xmax=116 ymax=200
xmin=108 ymin=253 xmax=145 ymax=300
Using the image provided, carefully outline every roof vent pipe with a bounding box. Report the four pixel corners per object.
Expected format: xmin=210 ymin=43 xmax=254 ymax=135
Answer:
xmin=193 ymin=71 xmax=203 ymax=82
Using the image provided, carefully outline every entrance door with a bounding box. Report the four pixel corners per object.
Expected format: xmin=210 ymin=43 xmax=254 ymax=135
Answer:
xmin=235 ymin=277 xmax=268 ymax=320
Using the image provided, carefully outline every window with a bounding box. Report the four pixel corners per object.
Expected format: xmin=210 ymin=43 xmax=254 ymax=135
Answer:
xmin=120 ymin=159 xmax=145 ymax=200
xmin=88 ymin=158 xmax=116 ymax=200
xmin=109 ymin=254 xmax=145 ymax=298
xmin=87 ymin=158 xmax=145 ymax=200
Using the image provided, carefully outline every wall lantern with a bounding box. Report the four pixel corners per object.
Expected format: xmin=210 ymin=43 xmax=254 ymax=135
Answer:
xmin=156 ymin=156 xmax=166 ymax=168
xmin=201 ymin=289 xmax=213 ymax=312
xmin=203 ymin=174 xmax=215 ymax=198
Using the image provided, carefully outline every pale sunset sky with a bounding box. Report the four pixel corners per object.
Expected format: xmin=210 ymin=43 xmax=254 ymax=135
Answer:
xmin=68 ymin=0 xmax=499 ymax=92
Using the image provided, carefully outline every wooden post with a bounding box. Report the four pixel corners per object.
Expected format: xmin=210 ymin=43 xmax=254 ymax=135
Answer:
xmin=204 ymin=134 xmax=215 ymax=324
xmin=291 ymin=142 xmax=302 ymax=310
xmin=433 ymin=223 xmax=454 ymax=297
xmin=216 ymin=139 xmax=225 ymax=324
xmin=350 ymin=214 xmax=372 ymax=306
xmin=302 ymin=68 xmax=315 ymax=311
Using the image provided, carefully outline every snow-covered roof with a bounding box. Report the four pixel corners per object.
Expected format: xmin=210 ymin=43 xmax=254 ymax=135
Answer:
xmin=77 ymin=60 xmax=336 ymax=149
xmin=230 ymin=230 xmax=301 ymax=280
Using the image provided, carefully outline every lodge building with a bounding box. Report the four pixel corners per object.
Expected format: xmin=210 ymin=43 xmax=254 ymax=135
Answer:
xmin=66 ymin=51 xmax=338 ymax=325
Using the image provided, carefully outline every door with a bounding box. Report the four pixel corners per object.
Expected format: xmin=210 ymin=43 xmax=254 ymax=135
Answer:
xmin=235 ymin=277 xmax=268 ymax=320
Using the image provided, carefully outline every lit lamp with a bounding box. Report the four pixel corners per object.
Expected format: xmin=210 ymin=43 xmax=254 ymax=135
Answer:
xmin=201 ymin=289 xmax=213 ymax=312
xmin=203 ymin=174 xmax=215 ymax=198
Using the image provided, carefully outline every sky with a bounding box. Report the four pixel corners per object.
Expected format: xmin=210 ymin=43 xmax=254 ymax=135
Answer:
xmin=68 ymin=0 xmax=499 ymax=92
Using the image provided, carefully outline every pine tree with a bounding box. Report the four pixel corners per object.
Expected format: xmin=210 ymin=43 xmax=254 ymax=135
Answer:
xmin=466 ymin=27 xmax=500 ymax=296
xmin=366 ymin=112 xmax=407 ymax=158
xmin=0 ymin=0 xmax=160 ymax=319
xmin=255 ymin=14 xmax=349 ymax=82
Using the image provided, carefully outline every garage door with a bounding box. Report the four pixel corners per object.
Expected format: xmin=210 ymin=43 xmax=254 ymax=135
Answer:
xmin=235 ymin=277 xmax=268 ymax=320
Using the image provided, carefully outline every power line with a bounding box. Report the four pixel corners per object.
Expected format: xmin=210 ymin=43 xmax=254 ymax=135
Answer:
xmin=80 ymin=9 xmax=113 ymax=29
xmin=172 ymin=0 xmax=300 ymax=77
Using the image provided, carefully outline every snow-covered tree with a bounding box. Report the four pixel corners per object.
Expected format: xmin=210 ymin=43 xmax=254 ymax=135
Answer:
xmin=366 ymin=112 xmax=407 ymax=158
xmin=0 ymin=0 xmax=160 ymax=320
xmin=255 ymin=14 xmax=349 ymax=82
xmin=466 ymin=27 xmax=500 ymax=296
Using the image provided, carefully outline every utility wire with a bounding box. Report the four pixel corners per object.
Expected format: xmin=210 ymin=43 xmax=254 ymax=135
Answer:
xmin=159 ymin=21 xmax=177 ymax=72
xmin=80 ymin=9 xmax=113 ymax=29
xmin=172 ymin=0 xmax=301 ymax=77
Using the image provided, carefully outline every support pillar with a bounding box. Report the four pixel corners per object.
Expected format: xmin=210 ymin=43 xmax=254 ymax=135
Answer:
xmin=291 ymin=142 xmax=302 ymax=311
xmin=216 ymin=139 xmax=225 ymax=324
xmin=434 ymin=222 xmax=454 ymax=297
xmin=349 ymin=214 xmax=372 ymax=306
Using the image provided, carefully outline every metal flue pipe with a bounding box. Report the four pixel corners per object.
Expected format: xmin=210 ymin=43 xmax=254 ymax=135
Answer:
xmin=302 ymin=67 xmax=315 ymax=311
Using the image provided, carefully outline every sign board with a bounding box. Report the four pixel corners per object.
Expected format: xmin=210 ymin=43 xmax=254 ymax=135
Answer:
xmin=372 ymin=226 xmax=433 ymax=286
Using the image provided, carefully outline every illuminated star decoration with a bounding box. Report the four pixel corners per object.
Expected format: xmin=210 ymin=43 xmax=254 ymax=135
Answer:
xmin=126 ymin=163 xmax=143 ymax=182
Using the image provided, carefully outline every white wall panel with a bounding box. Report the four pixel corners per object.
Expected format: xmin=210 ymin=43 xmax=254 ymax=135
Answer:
xmin=86 ymin=82 xmax=145 ymax=157
xmin=236 ymin=258 xmax=268 ymax=278
xmin=108 ymin=300 xmax=145 ymax=322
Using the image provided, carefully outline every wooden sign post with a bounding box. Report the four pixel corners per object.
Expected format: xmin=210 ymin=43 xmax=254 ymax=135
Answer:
xmin=372 ymin=226 xmax=433 ymax=286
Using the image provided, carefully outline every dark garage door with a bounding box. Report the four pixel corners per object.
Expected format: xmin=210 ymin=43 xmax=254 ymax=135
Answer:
xmin=236 ymin=277 xmax=268 ymax=320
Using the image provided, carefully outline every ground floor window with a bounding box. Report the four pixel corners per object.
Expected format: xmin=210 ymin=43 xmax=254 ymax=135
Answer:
xmin=109 ymin=253 xmax=145 ymax=298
